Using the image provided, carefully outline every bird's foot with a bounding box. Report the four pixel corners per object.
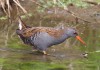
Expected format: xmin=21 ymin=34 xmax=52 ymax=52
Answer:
xmin=43 ymin=51 xmax=47 ymax=55
xmin=42 ymin=51 xmax=50 ymax=55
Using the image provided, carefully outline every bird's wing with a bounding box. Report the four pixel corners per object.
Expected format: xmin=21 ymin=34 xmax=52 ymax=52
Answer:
xmin=21 ymin=27 xmax=38 ymax=37
xmin=21 ymin=27 xmax=64 ymax=38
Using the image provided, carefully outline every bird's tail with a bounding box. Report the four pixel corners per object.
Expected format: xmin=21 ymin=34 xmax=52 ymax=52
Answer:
xmin=17 ymin=16 xmax=29 ymax=30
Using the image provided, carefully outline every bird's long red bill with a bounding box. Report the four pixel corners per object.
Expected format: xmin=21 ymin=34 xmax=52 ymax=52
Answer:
xmin=76 ymin=36 xmax=86 ymax=45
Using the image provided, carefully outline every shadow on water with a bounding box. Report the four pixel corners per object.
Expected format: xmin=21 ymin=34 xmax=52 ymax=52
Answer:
xmin=0 ymin=1 xmax=100 ymax=70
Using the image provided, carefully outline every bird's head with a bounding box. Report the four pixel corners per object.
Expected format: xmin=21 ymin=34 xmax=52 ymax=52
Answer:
xmin=66 ymin=28 xmax=86 ymax=45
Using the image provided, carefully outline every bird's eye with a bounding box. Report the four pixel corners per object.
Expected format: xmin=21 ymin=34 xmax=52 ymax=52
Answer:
xmin=74 ymin=32 xmax=78 ymax=35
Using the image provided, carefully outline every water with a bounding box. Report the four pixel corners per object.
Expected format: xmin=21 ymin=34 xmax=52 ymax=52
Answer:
xmin=0 ymin=1 xmax=100 ymax=70
xmin=0 ymin=50 xmax=100 ymax=70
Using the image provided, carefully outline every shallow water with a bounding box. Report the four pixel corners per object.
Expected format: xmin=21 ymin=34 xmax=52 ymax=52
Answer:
xmin=0 ymin=49 xmax=100 ymax=70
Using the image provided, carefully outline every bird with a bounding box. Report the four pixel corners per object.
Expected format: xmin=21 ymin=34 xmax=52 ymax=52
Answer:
xmin=16 ymin=17 xmax=86 ymax=55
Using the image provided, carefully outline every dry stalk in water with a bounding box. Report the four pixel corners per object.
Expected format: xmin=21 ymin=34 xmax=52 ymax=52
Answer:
xmin=0 ymin=0 xmax=27 ymax=18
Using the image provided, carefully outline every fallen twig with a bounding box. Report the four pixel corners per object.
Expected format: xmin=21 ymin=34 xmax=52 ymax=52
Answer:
xmin=83 ymin=1 xmax=99 ymax=5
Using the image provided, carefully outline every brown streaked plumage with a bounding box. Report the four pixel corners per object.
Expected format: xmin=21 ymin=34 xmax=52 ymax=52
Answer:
xmin=21 ymin=27 xmax=64 ymax=38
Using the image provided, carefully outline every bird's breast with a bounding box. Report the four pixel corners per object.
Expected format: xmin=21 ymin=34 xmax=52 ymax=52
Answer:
xmin=52 ymin=34 xmax=69 ymax=45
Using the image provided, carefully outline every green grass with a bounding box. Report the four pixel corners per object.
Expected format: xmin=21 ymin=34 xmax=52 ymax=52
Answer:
xmin=2 ymin=60 xmax=66 ymax=70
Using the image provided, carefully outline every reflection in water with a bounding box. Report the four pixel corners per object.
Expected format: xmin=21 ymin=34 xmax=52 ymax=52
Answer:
xmin=0 ymin=48 xmax=100 ymax=70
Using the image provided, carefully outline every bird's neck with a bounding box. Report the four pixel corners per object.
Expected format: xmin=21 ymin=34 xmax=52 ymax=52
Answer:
xmin=55 ymin=27 xmax=71 ymax=40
